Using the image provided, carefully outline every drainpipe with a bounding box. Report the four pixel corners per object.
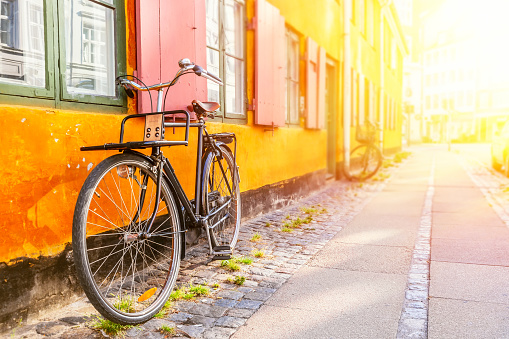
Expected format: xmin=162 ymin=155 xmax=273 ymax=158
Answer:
xmin=343 ymin=0 xmax=352 ymax=177
xmin=379 ymin=0 xmax=391 ymax=154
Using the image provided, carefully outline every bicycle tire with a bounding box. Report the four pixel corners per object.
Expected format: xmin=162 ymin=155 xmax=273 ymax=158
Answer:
xmin=348 ymin=144 xmax=382 ymax=181
xmin=201 ymin=145 xmax=241 ymax=250
xmin=72 ymin=153 xmax=181 ymax=325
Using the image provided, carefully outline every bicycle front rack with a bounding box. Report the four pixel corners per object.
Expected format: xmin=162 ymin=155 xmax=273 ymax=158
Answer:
xmin=80 ymin=110 xmax=191 ymax=152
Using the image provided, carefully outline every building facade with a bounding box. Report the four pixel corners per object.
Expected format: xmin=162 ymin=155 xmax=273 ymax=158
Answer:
xmin=403 ymin=0 xmax=509 ymax=143
xmin=0 ymin=0 xmax=406 ymax=330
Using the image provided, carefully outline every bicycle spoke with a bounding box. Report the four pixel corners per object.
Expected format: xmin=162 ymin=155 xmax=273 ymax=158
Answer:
xmin=102 ymin=176 xmax=128 ymax=228
xmin=97 ymin=187 xmax=131 ymax=225
xmin=86 ymin=221 xmax=124 ymax=234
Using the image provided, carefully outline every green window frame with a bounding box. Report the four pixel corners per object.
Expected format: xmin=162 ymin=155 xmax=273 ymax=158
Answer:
xmin=0 ymin=0 xmax=126 ymax=110
xmin=206 ymin=0 xmax=246 ymax=123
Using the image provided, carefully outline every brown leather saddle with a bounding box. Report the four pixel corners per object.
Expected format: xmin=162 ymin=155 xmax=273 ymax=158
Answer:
xmin=187 ymin=100 xmax=220 ymax=116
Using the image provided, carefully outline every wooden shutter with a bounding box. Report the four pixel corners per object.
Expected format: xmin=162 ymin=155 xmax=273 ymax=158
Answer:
xmin=255 ymin=0 xmax=286 ymax=127
xmin=306 ymin=40 xmax=326 ymax=129
xmin=305 ymin=37 xmax=318 ymax=129
xmin=136 ymin=0 xmax=207 ymax=114
xmin=317 ymin=46 xmax=326 ymax=129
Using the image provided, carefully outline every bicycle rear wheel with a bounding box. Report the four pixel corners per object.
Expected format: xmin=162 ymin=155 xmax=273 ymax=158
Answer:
xmin=72 ymin=153 xmax=181 ymax=325
xmin=202 ymin=146 xmax=241 ymax=250
xmin=349 ymin=144 xmax=382 ymax=181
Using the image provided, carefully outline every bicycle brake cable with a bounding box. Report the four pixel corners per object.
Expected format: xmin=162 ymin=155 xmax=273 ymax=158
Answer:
xmin=116 ymin=74 xmax=154 ymax=113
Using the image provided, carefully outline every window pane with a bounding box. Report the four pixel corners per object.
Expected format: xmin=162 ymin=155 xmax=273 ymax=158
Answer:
xmin=225 ymin=56 xmax=244 ymax=115
xmin=64 ymin=0 xmax=115 ymax=97
xmin=0 ymin=0 xmax=45 ymax=87
xmin=224 ymin=0 xmax=243 ymax=57
xmin=207 ymin=47 xmax=220 ymax=103
xmin=206 ymin=0 xmax=219 ymax=49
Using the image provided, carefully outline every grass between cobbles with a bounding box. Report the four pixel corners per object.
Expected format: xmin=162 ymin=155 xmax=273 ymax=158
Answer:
xmin=250 ymin=232 xmax=262 ymax=241
xmin=394 ymin=151 xmax=412 ymax=163
xmin=159 ymin=325 xmax=176 ymax=335
xmin=279 ymin=205 xmax=329 ymax=232
xmin=221 ymin=256 xmax=253 ymax=271
xmin=227 ymin=275 xmax=246 ymax=285
xmin=113 ymin=298 xmax=135 ymax=313
xmin=90 ymin=316 xmax=136 ymax=337
xmin=153 ymin=300 xmax=172 ymax=319
xmin=169 ymin=283 xmax=210 ymax=302
xmin=252 ymin=249 xmax=265 ymax=258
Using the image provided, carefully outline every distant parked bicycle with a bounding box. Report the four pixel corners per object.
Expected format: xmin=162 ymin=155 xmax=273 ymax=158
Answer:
xmin=72 ymin=58 xmax=240 ymax=325
xmin=348 ymin=120 xmax=382 ymax=181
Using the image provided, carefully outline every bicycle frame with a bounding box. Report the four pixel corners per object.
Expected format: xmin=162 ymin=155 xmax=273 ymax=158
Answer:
xmin=81 ymin=67 xmax=237 ymax=253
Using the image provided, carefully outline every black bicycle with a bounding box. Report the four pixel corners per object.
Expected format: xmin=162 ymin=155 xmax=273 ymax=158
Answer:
xmin=348 ymin=120 xmax=383 ymax=181
xmin=72 ymin=59 xmax=240 ymax=324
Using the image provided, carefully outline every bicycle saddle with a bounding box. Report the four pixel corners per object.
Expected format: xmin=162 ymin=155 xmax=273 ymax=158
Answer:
xmin=188 ymin=100 xmax=220 ymax=115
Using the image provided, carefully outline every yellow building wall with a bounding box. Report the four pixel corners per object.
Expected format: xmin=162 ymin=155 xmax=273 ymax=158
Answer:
xmin=265 ymin=0 xmax=344 ymax=167
xmin=344 ymin=0 xmax=405 ymax=156
xmin=0 ymin=0 xmax=406 ymax=265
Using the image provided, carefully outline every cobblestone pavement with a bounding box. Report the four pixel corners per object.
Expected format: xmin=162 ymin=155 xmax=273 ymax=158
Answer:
xmin=6 ymin=160 xmax=405 ymax=339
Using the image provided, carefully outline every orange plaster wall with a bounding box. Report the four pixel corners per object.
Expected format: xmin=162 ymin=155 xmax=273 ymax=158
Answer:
xmin=0 ymin=0 xmax=327 ymax=265
xmin=0 ymin=106 xmax=326 ymax=264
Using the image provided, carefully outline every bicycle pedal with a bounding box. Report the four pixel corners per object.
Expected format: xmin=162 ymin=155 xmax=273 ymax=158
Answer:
xmin=211 ymin=245 xmax=232 ymax=261
xmin=212 ymin=253 xmax=232 ymax=261
xmin=213 ymin=245 xmax=231 ymax=252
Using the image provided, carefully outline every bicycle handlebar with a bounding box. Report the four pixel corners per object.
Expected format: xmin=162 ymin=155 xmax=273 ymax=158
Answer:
xmin=117 ymin=59 xmax=223 ymax=94
xmin=192 ymin=65 xmax=223 ymax=85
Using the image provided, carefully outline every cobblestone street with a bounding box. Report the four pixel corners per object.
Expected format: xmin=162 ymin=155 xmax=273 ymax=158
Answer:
xmin=7 ymin=144 xmax=509 ymax=339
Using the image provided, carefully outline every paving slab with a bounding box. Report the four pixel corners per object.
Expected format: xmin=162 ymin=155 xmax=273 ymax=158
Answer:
xmin=361 ymin=192 xmax=425 ymax=216
xmin=233 ymin=303 xmax=402 ymax=339
xmin=383 ymin=183 xmax=429 ymax=192
xmin=428 ymin=298 xmax=509 ymax=339
xmin=431 ymin=238 xmax=509 ymax=266
xmin=432 ymin=210 xmax=502 ymax=226
xmin=432 ymin=223 xmax=509 ymax=240
xmin=263 ymin=266 xmax=407 ymax=314
xmin=334 ymin=214 xmax=420 ymax=247
xmin=433 ymin=197 xmax=490 ymax=213
xmin=309 ymin=242 xmax=413 ymax=274
xmin=429 ymin=261 xmax=509 ymax=303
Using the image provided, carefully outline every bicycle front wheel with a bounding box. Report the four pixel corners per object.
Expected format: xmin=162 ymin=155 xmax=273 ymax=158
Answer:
xmin=202 ymin=146 xmax=241 ymax=250
xmin=72 ymin=153 xmax=181 ymax=325
xmin=349 ymin=144 xmax=382 ymax=181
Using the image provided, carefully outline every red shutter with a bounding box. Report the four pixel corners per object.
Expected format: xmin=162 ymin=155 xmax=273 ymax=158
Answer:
xmin=136 ymin=0 xmax=160 ymax=113
xmin=136 ymin=0 xmax=207 ymax=114
xmin=317 ymin=46 xmax=326 ymax=129
xmin=305 ymin=37 xmax=318 ymax=129
xmin=255 ymin=0 xmax=286 ymax=127
xmin=160 ymin=0 xmax=207 ymax=111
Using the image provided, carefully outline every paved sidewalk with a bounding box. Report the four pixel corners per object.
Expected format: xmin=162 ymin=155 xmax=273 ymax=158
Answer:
xmin=234 ymin=145 xmax=509 ymax=339
xmin=234 ymin=147 xmax=433 ymax=339
xmin=428 ymin=148 xmax=509 ymax=339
